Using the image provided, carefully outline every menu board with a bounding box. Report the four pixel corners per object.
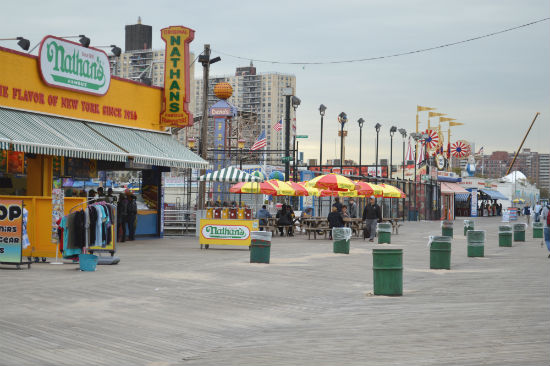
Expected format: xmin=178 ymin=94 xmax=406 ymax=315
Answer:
xmin=0 ymin=199 xmax=23 ymax=263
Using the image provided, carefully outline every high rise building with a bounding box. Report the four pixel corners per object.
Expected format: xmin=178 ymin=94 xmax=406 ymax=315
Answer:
xmin=125 ymin=17 xmax=152 ymax=52
xmin=191 ymin=63 xmax=297 ymax=152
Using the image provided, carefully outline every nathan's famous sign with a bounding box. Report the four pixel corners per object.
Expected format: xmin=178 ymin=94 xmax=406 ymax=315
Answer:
xmin=160 ymin=26 xmax=194 ymax=128
xmin=39 ymin=36 xmax=111 ymax=96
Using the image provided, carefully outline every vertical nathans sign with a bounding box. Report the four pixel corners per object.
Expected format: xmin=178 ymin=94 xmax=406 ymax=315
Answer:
xmin=39 ymin=36 xmax=111 ymax=95
xmin=160 ymin=26 xmax=194 ymax=127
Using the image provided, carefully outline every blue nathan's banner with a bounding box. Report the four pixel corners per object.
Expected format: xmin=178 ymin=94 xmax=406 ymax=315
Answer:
xmin=470 ymin=188 xmax=478 ymax=217
xmin=0 ymin=199 xmax=23 ymax=263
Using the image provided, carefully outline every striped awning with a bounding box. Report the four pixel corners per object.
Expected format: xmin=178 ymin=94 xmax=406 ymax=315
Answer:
xmin=0 ymin=108 xmax=208 ymax=168
xmin=455 ymin=193 xmax=471 ymax=202
xmin=199 ymin=167 xmax=264 ymax=182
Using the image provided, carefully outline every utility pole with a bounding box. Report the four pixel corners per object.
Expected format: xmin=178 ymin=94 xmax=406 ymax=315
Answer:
xmin=284 ymin=94 xmax=291 ymax=180
xmin=198 ymin=44 xmax=211 ymax=210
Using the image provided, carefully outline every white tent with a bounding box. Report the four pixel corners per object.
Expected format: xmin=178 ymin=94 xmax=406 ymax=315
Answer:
xmin=501 ymin=171 xmax=527 ymax=183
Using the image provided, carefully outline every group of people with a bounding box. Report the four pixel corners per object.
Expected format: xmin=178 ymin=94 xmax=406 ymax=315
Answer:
xmin=116 ymin=189 xmax=138 ymax=242
xmin=477 ymin=201 xmax=502 ymax=217
xmin=326 ymin=197 xmax=382 ymax=242
xmin=256 ymin=203 xmax=298 ymax=236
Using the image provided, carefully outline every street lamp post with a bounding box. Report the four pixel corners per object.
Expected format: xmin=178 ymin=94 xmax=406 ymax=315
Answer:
xmin=319 ymin=104 xmax=327 ymax=172
xmin=398 ymin=128 xmax=407 ymax=180
xmin=389 ymin=126 xmax=397 ymax=179
xmin=284 ymin=95 xmax=300 ymax=181
xmin=410 ymin=132 xmax=421 ymax=221
xmin=338 ymin=112 xmax=348 ymax=173
xmin=357 ymin=118 xmax=365 ymax=176
xmin=238 ymin=138 xmax=246 ymax=205
xmin=374 ymin=123 xmax=381 ymax=177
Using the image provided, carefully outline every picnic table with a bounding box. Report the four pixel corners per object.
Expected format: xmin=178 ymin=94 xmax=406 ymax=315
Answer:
xmin=301 ymin=217 xmax=331 ymax=239
xmin=381 ymin=218 xmax=402 ymax=234
xmin=343 ymin=217 xmax=364 ymax=237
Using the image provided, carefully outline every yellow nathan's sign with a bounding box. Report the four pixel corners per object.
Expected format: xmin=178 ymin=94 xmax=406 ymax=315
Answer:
xmin=160 ymin=26 xmax=194 ymax=128
xmin=0 ymin=46 xmax=162 ymax=130
xmin=199 ymin=219 xmax=259 ymax=246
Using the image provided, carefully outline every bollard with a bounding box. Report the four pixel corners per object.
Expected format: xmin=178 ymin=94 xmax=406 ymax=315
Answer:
xmin=429 ymin=236 xmax=452 ymax=270
xmin=332 ymin=227 xmax=352 ymax=254
xmin=441 ymin=220 xmax=453 ymax=238
xmin=498 ymin=225 xmax=513 ymax=247
xmin=513 ymin=223 xmax=526 ymax=242
xmin=467 ymin=230 xmax=485 ymax=257
xmin=250 ymin=231 xmax=272 ymax=264
xmin=464 ymin=220 xmax=474 ymax=236
xmin=372 ymin=248 xmax=403 ymax=296
xmin=533 ymin=222 xmax=543 ymax=239
xmin=377 ymin=223 xmax=392 ymax=244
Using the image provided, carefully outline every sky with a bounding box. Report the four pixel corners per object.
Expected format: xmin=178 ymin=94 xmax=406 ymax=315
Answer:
xmin=1 ymin=0 xmax=549 ymax=164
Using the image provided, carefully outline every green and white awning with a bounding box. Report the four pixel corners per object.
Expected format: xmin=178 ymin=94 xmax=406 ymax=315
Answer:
xmin=0 ymin=108 xmax=208 ymax=169
xmin=199 ymin=167 xmax=264 ymax=182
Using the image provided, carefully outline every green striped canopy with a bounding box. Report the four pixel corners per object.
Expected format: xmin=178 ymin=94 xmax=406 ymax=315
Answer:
xmin=199 ymin=167 xmax=264 ymax=182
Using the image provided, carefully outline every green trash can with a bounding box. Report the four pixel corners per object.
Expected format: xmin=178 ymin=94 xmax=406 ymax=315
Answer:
xmin=441 ymin=220 xmax=453 ymax=238
xmin=533 ymin=222 xmax=543 ymax=239
xmin=429 ymin=236 xmax=452 ymax=269
xmin=467 ymin=230 xmax=485 ymax=257
xmin=372 ymin=248 xmax=403 ymax=296
xmin=513 ymin=224 xmax=526 ymax=242
xmin=250 ymin=231 xmax=272 ymax=264
xmin=377 ymin=223 xmax=392 ymax=244
xmin=463 ymin=220 xmax=474 ymax=236
xmin=333 ymin=227 xmax=352 ymax=254
xmin=498 ymin=225 xmax=513 ymax=247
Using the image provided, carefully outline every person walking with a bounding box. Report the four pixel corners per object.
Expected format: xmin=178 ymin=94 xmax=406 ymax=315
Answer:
xmin=362 ymin=197 xmax=381 ymax=242
xmin=534 ymin=201 xmax=542 ymax=222
xmin=542 ymin=204 xmax=550 ymax=258
xmin=524 ymin=205 xmax=531 ymax=225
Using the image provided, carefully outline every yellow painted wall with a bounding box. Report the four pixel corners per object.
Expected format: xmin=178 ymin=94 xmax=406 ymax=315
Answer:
xmin=0 ymin=195 xmax=86 ymax=258
xmin=0 ymin=47 xmax=163 ymax=130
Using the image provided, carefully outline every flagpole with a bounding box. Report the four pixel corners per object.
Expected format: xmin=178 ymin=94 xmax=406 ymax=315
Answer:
xmin=448 ymin=127 xmax=452 ymax=172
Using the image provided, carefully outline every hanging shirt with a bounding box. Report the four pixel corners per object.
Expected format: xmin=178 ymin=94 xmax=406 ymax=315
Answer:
xmin=94 ymin=205 xmax=103 ymax=247
xmin=22 ymin=207 xmax=30 ymax=249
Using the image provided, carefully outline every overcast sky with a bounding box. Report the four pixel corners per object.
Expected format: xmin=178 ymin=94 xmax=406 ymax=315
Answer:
xmin=2 ymin=0 xmax=548 ymax=163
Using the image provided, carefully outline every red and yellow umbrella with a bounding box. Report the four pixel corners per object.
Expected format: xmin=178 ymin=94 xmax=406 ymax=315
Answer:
xmin=267 ymin=180 xmax=295 ymax=196
xmin=298 ymin=181 xmax=320 ymax=196
xmin=285 ymin=181 xmax=309 ymax=196
xmin=354 ymin=181 xmax=383 ymax=197
xmin=307 ymin=173 xmax=356 ymax=191
xmin=229 ymin=181 xmax=278 ymax=195
xmin=379 ymin=183 xmax=406 ymax=198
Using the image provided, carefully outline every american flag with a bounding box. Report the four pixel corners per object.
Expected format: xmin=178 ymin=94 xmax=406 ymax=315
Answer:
xmin=250 ymin=130 xmax=267 ymax=150
xmin=292 ymin=117 xmax=296 ymax=131
xmin=273 ymin=119 xmax=282 ymax=131
xmin=476 ymin=147 xmax=484 ymax=156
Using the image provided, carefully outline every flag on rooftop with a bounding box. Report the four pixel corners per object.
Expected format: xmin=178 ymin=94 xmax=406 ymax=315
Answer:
xmin=250 ymin=130 xmax=267 ymax=150
xmin=476 ymin=147 xmax=484 ymax=155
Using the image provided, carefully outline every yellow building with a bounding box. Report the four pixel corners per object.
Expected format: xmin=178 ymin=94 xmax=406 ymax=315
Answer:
xmin=0 ymin=35 xmax=206 ymax=260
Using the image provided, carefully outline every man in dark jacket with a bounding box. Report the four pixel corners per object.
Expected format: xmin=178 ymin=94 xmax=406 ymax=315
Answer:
xmin=327 ymin=206 xmax=344 ymax=239
xmin=117 ymin=193 xmax=129 ymax=242
xmin=332 ymin=197 xmax=343 ymax=212
xmin=126 ymin=191 xmax=138 ymax=241
xmin=276 ymin=205 xmax=293 ymax=236
xmin=362 ymin=197 xmax=381 ymax=242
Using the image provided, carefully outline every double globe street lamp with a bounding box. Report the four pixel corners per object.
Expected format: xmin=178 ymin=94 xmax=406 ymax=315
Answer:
xmin=374 ymin=123 xmax=382 ymax=177
xmin=338 ymin=112 xmax=348 ymax=172
xmin=319 ymin=104 xmax=327 ymax=171
xmin=357 ymin=118 xmax=365 ymax=176
xmin=398 ymin=128 xmax=407 ymax=180
xmin=389 ymin=126 xmax=397 ymax=179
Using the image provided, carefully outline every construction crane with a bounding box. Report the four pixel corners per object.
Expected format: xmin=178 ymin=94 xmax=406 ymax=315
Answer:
xmin=506 ymin=112 xmax=540 ymax=175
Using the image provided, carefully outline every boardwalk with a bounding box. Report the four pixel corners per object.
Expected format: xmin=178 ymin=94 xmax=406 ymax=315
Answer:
xmin=0 ymin=217 xmax=548 ymax=366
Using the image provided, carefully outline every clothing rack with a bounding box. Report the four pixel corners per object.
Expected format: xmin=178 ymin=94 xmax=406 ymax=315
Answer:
xmin=64 ymin=199 xmax=118 ymax=257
